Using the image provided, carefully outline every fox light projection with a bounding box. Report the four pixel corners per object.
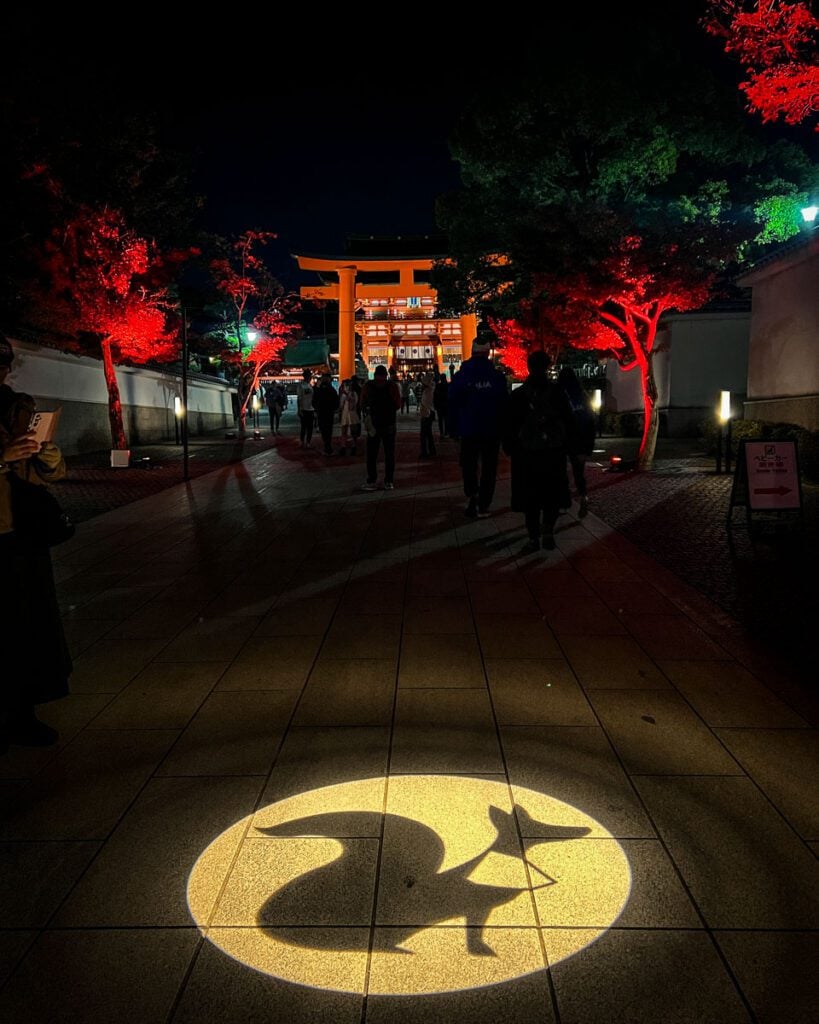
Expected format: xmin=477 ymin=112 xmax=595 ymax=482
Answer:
xmin=188 ymin=776 xmax=631 ymax=995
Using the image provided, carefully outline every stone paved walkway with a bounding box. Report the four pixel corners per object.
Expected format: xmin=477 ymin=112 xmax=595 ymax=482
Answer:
xmin=1 ymin=416 xmax=816 ymax=1023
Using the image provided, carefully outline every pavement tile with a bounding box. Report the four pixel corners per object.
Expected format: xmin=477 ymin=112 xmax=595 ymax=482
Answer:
xmin=170 ymin=929 xmax=366 ymax=1023
xmin=399 ymin=634 xmax=484 ymax=688
xmin=343 ymin=580 xmax=406 ymax=614
xmin=590 ymin=579 xmax=680 ymax=614
xmin=0 ymin=928 xmax=199 ymax=1024
xmin=322 ymin=612 xmax=402 ymax=659
xmin=715 ymin=931 xmax=819 ymax=1024
xmin=587 ymin=689 xmax=742 ymax=775
xmin=0 ymin=931 xmax=36 ymax=987
xmin=403 ymin=595 xmax=474 ymax=634
xmin=89 ymin=662 xmax=227 ymax=730
xmin=216 ymin=635 xmax=322 ymax=690
xmin=475 ymin=613 xmax=562 ymax=659
xmin=501 ymin=726 xmax=655 ymax=839
xmin=64 ymin=617 xmax=120 ymax=656
xmin=256 ymin=727 xmax=390 ymax=834
xmin=633 ymin=776 xmax=819 ymax=928
xmin=158 ymin=690 xmax=297 ymax=776
xmin=294 ymin=659 xmax=396 ymax=726
xmin=487 ymin=660 xmax=596 ymax=726
xmin=623 ymin=612 xmax=732 ymax=660
xmin=255 ymin=596 xmax=340 ymax=636
xmin=660 ymin=661 xmax=809 ymax=728
xmin=61 ymin=584 xmax=166 ymax=623
xmin=560 ymin=635 xmax=670 ymax=689
xmin=0 ymin=694 xmax=113 ymax=780
xmin=155 ymin=613 xmax=259 ymax=661
xmin=104 ymin=598 xmax=199 ymax=640
xmin=526 ymin=837 xmax=699 ymax=928
xmin=713 ymin=727 xmax=819 ymax=839
xmin=538 ymin=593 xmax=629 ymax=635
xmin=367 ymin=927 xmax=549 ymax=1007
xmin=68 ymin=637 xmax=168 ymax=693
xmin=201 ymin=583 xmax=281 ymax=617
xmin=392 ymin=690 xmax=503 ymax=774
xmin=54 ymin=776 xmax=262 ymax=926
xmin=0 ymin=729 xmax=178 ymax=840
xmin=468 ymin=581 xmax=540 ymax=615
xmin=544 ymin=929 xmax=751 ymax=1024
xmin=213 ymin=836 xmax=379 ymax=925
xmin=0 ymin=840 xmax=100 ymax=926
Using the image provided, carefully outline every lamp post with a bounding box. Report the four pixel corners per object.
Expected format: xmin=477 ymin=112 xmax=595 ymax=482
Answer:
xmin=181 ymin=308 xmax=190 ymax=482
xmin=719 ymin=390 xmax=733 ymax=475
xmin=592 ymin=388 xmax=603 ymax=437
xmin=174 ymin=395 xmax=183 ymax=445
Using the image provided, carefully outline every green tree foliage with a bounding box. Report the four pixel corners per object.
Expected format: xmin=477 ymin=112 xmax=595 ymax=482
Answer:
xmin=434 ymin=13 xmax=818 ymax=467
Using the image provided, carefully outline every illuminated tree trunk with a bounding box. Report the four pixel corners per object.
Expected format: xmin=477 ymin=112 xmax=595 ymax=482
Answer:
xmin=637 ymin=355 xmax=659 ymax=471
xmin=101 ymin=337 xmax=128 ymax=450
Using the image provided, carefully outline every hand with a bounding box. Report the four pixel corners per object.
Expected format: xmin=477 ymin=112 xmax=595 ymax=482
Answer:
xmin=2 ymin=432 xmax=41 ymax=462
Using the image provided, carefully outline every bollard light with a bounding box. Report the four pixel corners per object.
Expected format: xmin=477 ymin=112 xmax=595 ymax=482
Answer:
xmin=592 ymin=389 xmax=602 ymax=411
xmin=252 ymin=395 xmax=260 ymax=412
xmin=719 ymin=390 xmax=732 ymax=422
xmin=174 ymin=396 xmax=184 ymax=418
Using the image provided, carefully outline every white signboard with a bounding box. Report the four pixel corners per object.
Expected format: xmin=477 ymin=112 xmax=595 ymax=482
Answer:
xmin=744 ymin=441 xmax=801 ymax=510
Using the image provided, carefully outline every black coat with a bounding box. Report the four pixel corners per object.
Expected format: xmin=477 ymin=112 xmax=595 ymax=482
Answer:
xmin=502 ymin=378 xmax=573 ymax=513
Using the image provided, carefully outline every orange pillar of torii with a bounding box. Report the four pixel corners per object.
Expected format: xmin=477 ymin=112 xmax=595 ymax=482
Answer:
xmin=294 ymin=253 xmax=477 ymax=379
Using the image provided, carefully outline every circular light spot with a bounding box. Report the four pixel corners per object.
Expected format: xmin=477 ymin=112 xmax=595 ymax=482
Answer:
xmin=188 ymin=776 xmax=630 ymax=995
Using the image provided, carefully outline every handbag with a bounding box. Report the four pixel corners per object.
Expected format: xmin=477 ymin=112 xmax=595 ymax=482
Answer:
xmin=8 ymin=473 xmax=76 ymax=547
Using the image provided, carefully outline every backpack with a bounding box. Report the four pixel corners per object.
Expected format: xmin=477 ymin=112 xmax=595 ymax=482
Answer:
xmin=518 ymin=382 xmax=566 ymax=452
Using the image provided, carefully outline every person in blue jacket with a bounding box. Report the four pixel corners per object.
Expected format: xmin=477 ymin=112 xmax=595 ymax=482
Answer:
xmin=448 ymin=319 xmax=508 ymax=518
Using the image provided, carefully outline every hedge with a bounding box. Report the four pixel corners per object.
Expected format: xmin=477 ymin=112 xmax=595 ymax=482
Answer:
xmin=700 ymin=418 xmax=819 ymax=482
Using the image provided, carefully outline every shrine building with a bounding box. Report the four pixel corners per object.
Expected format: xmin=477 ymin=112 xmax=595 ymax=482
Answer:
xmin=293 ymin=235 xmax=477 ymax=380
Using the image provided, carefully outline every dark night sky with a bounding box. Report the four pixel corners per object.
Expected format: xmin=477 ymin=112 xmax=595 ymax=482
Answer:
xmin=6 ymin=4 xmax=724 ymax=285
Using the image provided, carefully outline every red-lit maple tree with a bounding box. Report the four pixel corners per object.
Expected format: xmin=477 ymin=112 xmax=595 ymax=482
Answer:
xmin=536 ymin=230 xmax=717 ymax=468
xmin=209 ymin=230 xmax=299 ymax=432
xmin=703 ymin=1 xmax=819 ymax=130
xmin=42 ymin=205 xmax=187 ymax=450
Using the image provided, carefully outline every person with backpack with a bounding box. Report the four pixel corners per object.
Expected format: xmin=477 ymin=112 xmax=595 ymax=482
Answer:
xmin=557 ymin=367 xmax=596 ymax=517
xmin=447 ymin=319 xmax=508 ymax=518
xmin=502 ymin=350 xmax=573 ymax=552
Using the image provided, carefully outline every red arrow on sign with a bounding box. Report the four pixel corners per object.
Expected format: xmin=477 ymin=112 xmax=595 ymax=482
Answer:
xmin=753 ymin=486 xmax=792 ymax=495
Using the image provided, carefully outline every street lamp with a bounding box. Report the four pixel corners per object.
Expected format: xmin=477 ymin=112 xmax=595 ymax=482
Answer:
xmin=716 ymin=389 xmax=733 ymax=474
xmin=174 ymin=395 xmax=184 ymax=445
xmin=800 ymin=205 xmax=818 ymax=224
xmin=591 ymin=388 xmax=603 ymax=436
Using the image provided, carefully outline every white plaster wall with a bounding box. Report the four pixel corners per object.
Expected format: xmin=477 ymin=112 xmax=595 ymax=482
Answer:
xmin=5 ymin=338 xmax=236 ymax=453
xmin=746 ymin=252 xmax=819 ymax=400
xmin=603 ymin=312 xmax=750 ymax=433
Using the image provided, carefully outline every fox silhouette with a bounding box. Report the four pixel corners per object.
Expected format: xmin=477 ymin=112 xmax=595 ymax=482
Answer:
xmin=256 ymin=803 xmax=589 ymax=956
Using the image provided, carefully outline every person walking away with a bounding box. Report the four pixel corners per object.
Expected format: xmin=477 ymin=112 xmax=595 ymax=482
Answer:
xmin=502 ymin=350 xmax=573 ymax=552
xmin=433 ymin=372 xmax=449 ymax=439
xmin=557 ymin=367 xmax=596 ymax=517
xmin=339 ymin=378 xmax=360 ymax=454
xmin=360 ymin=365 xmax=401 ymax=491
xmin=264 ymin=384 xmax=281 ymax=435
xmin=314 ymin=373 xmax=340 ymax=456
xmin=400 ymin=377 xmax=411 ymax=415
xmin=296 ymin=369 xmax=315 ymax=449
xmin=418 ymin=372 xmax=436 ymax=458
xmin=447 ymin=319 xmax=508 ymax=518
xmin=0 ymin=336 xmax=71 ymax=752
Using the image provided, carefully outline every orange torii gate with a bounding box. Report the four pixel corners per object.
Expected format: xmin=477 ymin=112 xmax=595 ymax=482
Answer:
xmin=293 ymin=248 xmax=477 ymax=380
